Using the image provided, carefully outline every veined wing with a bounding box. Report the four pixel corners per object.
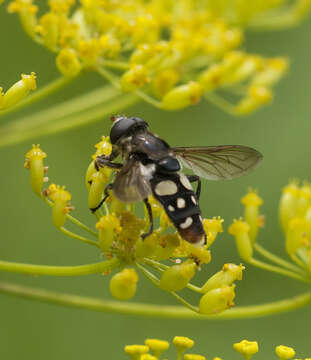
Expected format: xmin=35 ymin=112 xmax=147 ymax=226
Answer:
xmin=113 ymin=158 xmax=153 ymax=202
xmin=172 ymin=145 xmax=263 ymax=180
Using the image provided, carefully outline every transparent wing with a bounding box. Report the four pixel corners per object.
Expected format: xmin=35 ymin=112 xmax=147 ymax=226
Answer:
xmin=113 ymin=158 xmax=152 ymax=202
xmin=172 ymin=145 xmax=263 ymax=180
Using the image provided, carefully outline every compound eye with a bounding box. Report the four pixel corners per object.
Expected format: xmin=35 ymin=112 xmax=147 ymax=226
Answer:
xmin=110 ymin=117 xmax=134 ymax=144
xmin=158 ymin=156 xmax=181 ymax=172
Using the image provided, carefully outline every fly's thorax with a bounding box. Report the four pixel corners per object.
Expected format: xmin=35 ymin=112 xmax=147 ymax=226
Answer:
xmin=150 ymin=172 xmax=206 ymax=245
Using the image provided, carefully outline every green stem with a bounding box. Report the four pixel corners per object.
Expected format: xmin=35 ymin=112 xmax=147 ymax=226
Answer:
xmin=249 ymin=258 xmax=311 ymax=284
xmin=0 ymin=258 xmax=120 ymax=276
xmin=248 ymin=10 xmax=305 ymax=30
xmin=60 ymin=227 xmax=99 ymax=248
xmin=98 ymin=67 xmax=161 ymax=108
xmin=254 ymin=243 xmax=306 ymax=275
xmin=0 ymin=76 xmax=74 ymax=118
xmin=0 ymin=281 xmax=310 ymax=319
xmin=204 ymin=93 xmax=237 ymax=115
xmin=102 ymin=60 xmax=130 ymax=70
xmin=0 ymin=91 xmax=138 ymax=147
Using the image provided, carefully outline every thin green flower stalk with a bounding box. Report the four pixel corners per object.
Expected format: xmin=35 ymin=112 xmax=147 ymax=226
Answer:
xmin=0 ymin=0 xmax=309 ymax=147
xmin=124 ymin=336 xmax=309 ymax=360
xmin=229 ymin=185 xmax=311 ymax=284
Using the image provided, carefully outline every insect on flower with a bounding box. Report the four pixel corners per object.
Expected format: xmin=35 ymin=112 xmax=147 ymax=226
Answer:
xmin=93 ymin=116 xmax=263 ymax=246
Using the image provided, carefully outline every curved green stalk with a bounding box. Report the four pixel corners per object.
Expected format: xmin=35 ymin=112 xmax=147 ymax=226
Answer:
xmin=254 ymin=243 xmax=306 ymax=275
xmin=0 ymin=281 xmax=310 ymax=319
xmin=60 ymin=227 xmax=99 ymax=248
xmin=0 ymin=76 xmax=74 ymax=118
xmin=249 ymin=258 xmax=311 ymax=284
xmin=0 ymin=258 xmax=120 ymax=276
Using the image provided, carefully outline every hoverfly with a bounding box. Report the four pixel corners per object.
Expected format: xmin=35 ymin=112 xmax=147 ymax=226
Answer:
xmin=93 ymin=116 xmax=263 ymax=246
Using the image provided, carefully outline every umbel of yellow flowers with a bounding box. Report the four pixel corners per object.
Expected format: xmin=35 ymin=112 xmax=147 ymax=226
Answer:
xmin=24 ymin=136 xmax=245 ymax=315
xmin=4 ymin=0 xmax=298 ymax=114
xmin=124 ymin=336 xmax=305 ymax=360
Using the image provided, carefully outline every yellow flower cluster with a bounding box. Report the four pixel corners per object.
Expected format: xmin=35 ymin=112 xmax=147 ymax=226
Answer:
xmin=7 ymin=0 xmax=300 ymax=113
xmin=24 ymin=136 xmax=245 ymax=314
xmin=229 ymin=184 xmax=311 ymax=282
xmin=124 ymin=336 xmax=306 ymax=360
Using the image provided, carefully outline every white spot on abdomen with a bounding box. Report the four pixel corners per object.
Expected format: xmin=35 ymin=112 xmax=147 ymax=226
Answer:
xmin=177 ymin=198 xmax=186 ymax=208
xmin=179 ymin=217 xmax=193 ymax=229
xmin=191 ymin=195 xmax=197 ymax=204
xmin=180 ymin=174 xmax=192 ymax=190
xmin=155 ymin=180 xmax=178 ymax=196
xmin=168 ymin=205 xmax=175 ymax=212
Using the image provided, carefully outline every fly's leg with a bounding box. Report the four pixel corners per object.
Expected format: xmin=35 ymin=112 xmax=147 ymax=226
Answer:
xmin=187 ymin=175 xmax=201 ymax=199
xmin=95 ymin=155 xmax=122 ymax=171
xmin=90 ymin=183 xmax=113 ymax=213
xmin=141 ymin=198 xmax=154 ymax=240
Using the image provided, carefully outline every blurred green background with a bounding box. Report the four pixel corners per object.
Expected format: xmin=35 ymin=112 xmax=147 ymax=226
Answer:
xmin=1 ymin=4 xmax=311 ymax=359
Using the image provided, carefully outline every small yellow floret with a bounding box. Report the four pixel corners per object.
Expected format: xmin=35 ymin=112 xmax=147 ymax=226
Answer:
xmin=110 ymin=268 xmax=139 ymax=300
xmin=173 ymin=336 xmax=194 ymax=351
xmin=275 ymin=345 xmax=296 ymax=360
xmin=92 ymin=136 xmax=112 ymax=159
xmin=25 ymin=144 xmax=47 ymax=161
xmin=120 ymin=64 xmax=150 ymax=92
xmin=184 ymin=354 xmax=206 ymax=360
xmin=241 ymin=190 xmax=263 ymax=207
xmin=47 ymin=184 xmax=71 ymax=202
xmin=56 ymin=48 xmax=82 ymax=77
xmin=228 ymin=219 xmax=249 ymax=236
xmin=125 ymin=344 xmax=149 ymax=360
xmin=233 ymin=340 xmax=259 ymax=358
xmin=145 ymin=338 xmax=169 ymax=357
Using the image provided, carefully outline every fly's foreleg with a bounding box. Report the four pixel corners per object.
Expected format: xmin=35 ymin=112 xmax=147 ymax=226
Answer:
xmin=187 ymin=175 xmax=201 ymax=199
xmin=95 ymin=155 xmax=122 ymax=171
xmin=141 ymin=198 xmax=154 ymax=240
xmin=90 ymin=183 xmax=113 ymax=213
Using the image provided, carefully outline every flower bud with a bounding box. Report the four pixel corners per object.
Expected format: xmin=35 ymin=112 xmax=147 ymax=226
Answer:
xmin=233 ymin=340 xmax=259 ymax=360
xmin=99 ymin=34 xmax=121 ymax=58
xmin=141 ymin=355 xmax=157 ymax=360
xmin=88 ymin=169 xmax=111 ymax=210
xmin=96 ymin=214 xmax=121 ymax=251
xmin=145 ymin=339 xmax=169 ymax=358
xmin=24 ymin=144 xmax=47 ymax=195
xmin=296 ymin=183 xmax=311 ymax=217
xmin=184 ymin=355 xmax=206 ymax=360
xmin=152 ymin=68 xmax=180 ymax=98
xmin=173 ymin=336 xmax=194 ymax=353
xmin=110 ymin=268 xmax=139 ymax=300
xmin=159 ymin=260 xmax=196 ymax=291
xmin=7 ymin=0 xmax=38 ymax=38
xmin=252 ymin=58 xmax=288 ymax=87
xmin=120 ymin=65 xmax=150 ymax=92
xmin=1 ymin=73 xmax=36 ymax=109
xmin=135 ymin=233 xmax=159 ymax=259
xmin=85 ymin=161 xmax=97 ymax=190
xmin=45 ymin=184 xmax=72 ymax=228
xmin=228 ymin=220 xmax=253 ymax=261
xmin=235 ymin=85 xmax=272 ymax=115
xmin=124 ymin=345 xmax=149 ymax=360
xmin=275 ymin=345 xmax=296 ymax=360
xmin=130 ymin=43 xmax=155 ymax=64
xmin=201 ymin=263 xmax=244 ymax=293
xmin=279 ymin=181 xmax=300 ymax=232
xmin=241 ymin=190 xmax=263 ymax=243
xmin=78 ymin=38 xmax=101 ymax=67
xmin=161 ymin=82 xmax=202 ymax=110
xmin=56 ymin=48 xmax=82 ymax=77
xmin=285 ymin=217 xmax=308 ymax=256
xmin=199 ymin=285 xmax=235 ymax=315
xmin=37 ymin=12 xmax=59 ymax=50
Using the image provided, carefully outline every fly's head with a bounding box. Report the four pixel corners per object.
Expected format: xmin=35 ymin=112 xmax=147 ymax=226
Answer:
xmin=109 ymin=116 xmax=148 ymax=153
